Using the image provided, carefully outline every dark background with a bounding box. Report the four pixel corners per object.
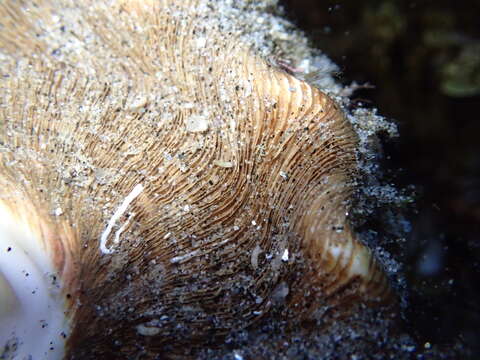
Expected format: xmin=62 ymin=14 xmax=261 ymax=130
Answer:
xmin=280 ymin=0 xmax=480 ymax=357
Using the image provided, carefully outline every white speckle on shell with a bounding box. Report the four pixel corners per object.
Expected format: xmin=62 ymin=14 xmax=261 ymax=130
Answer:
xmin=185 ymin=114 xmax=209 ymax=133
xmin=127 ymin=96 xmax=148 ymax=112
xmin=233 ymin=351 xmax=244 ymax=360
xmin=170 ymin=250 xmax=200 ymax=264
xmin=279 ymin=171 xmax=288 ymax=180
xmin=195 ymin=37 xmax=207 ymax=48
xmin=136 ymin=324 xmax=161 ymax=336
xmin=213 ymin=160 xmax=234 ymax=168
xmin=251 ymin=244 xmax=262 ymax=270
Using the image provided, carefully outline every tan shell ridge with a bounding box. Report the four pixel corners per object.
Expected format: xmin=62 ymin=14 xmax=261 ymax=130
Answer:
xmin=0 ymin=0 xmax=392 ymax=356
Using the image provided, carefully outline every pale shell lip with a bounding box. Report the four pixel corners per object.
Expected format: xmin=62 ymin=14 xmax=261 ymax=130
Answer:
xmin=0 ymin=200 xmax=69 ymax=359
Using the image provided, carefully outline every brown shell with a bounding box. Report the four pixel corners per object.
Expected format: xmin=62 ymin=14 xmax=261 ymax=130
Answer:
xmin=0 ymin=0 xmax=392 ymax=358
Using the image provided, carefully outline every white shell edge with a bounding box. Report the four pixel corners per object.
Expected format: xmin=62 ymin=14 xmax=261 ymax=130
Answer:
xmin=0 ymin=202 xmax=69 ymax=360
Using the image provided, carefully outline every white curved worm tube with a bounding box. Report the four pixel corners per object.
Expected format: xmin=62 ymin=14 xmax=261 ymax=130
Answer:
xmin=99 ymin=183 xmax=144 ymax=254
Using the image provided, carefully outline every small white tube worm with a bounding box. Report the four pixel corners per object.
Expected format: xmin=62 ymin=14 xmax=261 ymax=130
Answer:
xmin=99 ymin=184 xmax=144 ymax=254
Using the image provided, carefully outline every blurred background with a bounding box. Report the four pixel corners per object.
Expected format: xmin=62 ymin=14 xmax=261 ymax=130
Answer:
xmin=280 ymin=0 xmax=480 ymax=357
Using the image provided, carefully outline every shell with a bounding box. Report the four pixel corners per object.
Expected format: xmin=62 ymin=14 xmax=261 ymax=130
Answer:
xmin=0 ymin=0 xmax=392 ymax=358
